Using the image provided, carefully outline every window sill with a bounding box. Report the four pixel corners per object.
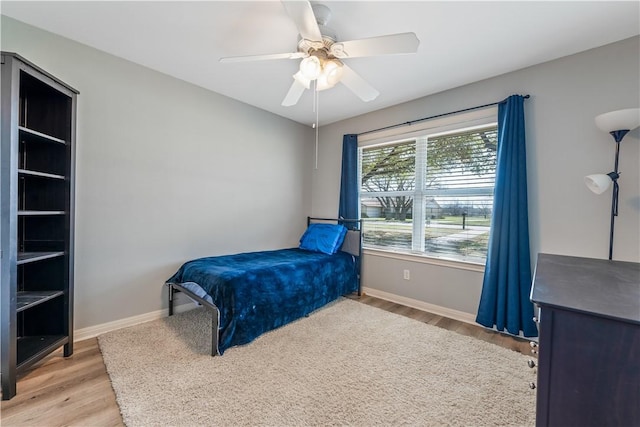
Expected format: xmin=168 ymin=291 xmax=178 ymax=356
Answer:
xmin=362 ymin=248 xmax=485 ymax=273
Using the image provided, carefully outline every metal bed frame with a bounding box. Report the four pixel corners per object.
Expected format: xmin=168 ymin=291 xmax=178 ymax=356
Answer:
xmin=167 ymin=217 xmax=363 ymax=356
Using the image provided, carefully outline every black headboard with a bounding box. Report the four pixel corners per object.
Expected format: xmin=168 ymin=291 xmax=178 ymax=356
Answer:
xmin=307 ymin=216 xmax=362 ymax=254
xmin=307 ymin=217 xmax=363 ymax=296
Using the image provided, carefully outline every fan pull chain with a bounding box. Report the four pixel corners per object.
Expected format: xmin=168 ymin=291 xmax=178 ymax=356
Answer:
xmin=313 ymin=80 xmax=319 ymax=169
xmin=313 ymin=81 xmax=317 ymax=113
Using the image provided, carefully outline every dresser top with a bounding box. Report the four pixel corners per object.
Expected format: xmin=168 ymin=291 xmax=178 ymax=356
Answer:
xmin=530 ymin=253 xmax=640 ymax=324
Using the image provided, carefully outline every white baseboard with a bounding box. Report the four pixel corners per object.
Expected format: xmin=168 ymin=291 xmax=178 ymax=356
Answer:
xmin=75 ymin=290 xmax=476 ymax=342
xmin=362 ymin=287 xmax=477 ymax=325
xmin=74 ymin=302 xmax=198 ymax=342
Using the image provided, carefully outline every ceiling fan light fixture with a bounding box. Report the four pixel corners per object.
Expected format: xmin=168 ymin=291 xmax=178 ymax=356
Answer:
xmin=316 ymin=60 xmax=342 ymax=91
xmin=323 ymin=58 xmax=343 ymax=85
xmin=299 ymin=55 xmax=322 ymax=80
xmin=293 ymin=71 xmax=311 ymax=89
xmin=315 ymin=73 xmax=334 ymax=91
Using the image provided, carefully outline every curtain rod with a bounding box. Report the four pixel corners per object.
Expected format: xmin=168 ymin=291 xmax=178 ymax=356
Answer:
xmin=357 ymin=94 xmax=530 ymax=137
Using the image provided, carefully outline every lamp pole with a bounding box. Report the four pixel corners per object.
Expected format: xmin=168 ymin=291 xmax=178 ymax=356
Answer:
xmin=607 ymin=137 xmax=622 ymax=260
xmin=606 ymin=129 xmax=629 ymax=260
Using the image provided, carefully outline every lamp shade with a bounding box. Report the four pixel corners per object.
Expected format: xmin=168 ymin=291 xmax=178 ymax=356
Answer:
xmin=316 ymin=59 xmax=343 ymax=91
xmin=584 ymin=174 xmax=612 ymax=195
xmin=595 ymin=108 xmax=640 ymax=133
xmin=323 ymin=59 xmax=343 ymax=85
xmin=299 ymin=56 xmax=322 ymax=80
xmin=315 ymin=73 xmax=335 ymax=91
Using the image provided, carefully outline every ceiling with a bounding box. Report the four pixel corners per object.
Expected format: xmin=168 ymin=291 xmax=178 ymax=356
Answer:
xmin=2 ymin=1 xmax=639 ymax=126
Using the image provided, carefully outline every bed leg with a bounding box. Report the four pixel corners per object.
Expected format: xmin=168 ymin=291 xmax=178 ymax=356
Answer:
xmin=212 ymin=308 xmax=220 ymax=357
xmin=168 ymin=284 xmax=174 ymax=316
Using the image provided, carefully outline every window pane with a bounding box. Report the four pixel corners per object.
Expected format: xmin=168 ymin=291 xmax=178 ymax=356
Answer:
xmin=424 ymin=194 xmax=492 ymax=263
xmin=361 ymin=196 xmax=413 ymax=251
xmin=426 ymin=128 xmax=497 ymax=191
xmin=361 ymin=141 xmax=415 ymax=193
xmin=423 ymin=127 xmax=496 ymax=262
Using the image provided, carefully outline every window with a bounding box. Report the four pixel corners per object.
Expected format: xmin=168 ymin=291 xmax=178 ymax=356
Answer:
xmin=359 ymin=112 xmax=498 ymax=264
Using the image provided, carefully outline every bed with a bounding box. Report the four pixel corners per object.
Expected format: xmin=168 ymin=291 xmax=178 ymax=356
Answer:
xmin=165 ymin=217 xmax=362 ymax=356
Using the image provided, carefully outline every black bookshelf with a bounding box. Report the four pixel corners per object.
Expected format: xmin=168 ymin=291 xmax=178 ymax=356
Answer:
xmin=1 ymin=52 xmax=78 ymax=400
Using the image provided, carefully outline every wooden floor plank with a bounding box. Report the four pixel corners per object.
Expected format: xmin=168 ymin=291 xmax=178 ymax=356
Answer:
xmin=1 ymin=295 xmax=534 ymax=426
xmin=1 ymin=338 xmax=123 ymax=426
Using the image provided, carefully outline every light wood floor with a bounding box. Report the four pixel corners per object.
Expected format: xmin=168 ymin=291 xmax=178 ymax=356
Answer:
xmin=1 ymin=295 xmax=534 ymax=426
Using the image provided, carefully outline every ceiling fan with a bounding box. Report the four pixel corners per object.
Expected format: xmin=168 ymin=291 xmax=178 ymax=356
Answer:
xmin=220 ymin=1 xmax=420 ymax=107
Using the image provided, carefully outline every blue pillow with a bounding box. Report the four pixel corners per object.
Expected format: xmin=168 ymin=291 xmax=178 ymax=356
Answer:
xmin=299 ymin=224 xmax=348 ymax=255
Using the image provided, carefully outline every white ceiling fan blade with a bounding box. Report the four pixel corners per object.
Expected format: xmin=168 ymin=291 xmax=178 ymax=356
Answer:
xmin=282 ymin=79 xmax=307 ymax=106
xmin=281 ymin=1 xmax=322 ymax=42
xmin=330 ymin=32 xmax=420 ymax=58
xmin=220 ymin=52 xmax=306 ymax=63
xmin=339 ymin=64 xmax=379 ymax=102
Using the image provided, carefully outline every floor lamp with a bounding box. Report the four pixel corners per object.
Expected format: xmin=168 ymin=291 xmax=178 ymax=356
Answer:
xmin=584 ymin=108 xmax=640 ymax=260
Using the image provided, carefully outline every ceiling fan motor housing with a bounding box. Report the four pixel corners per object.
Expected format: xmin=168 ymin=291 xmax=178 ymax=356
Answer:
xmin=297 ymin=4 xmax=337 ymax=54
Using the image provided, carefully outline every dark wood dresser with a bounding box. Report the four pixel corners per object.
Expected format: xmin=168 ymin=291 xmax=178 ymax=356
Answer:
xmin=530 ymin=253 xmax=640 ymax=426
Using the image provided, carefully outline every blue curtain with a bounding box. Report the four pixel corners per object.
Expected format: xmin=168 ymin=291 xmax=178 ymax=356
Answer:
xmin=338 ymin=134 xmax=359 ymax=228
xmin=476 ymin=95 xmax=538 ymax=337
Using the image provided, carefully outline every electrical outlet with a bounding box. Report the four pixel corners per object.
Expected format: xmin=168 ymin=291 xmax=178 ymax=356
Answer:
xmin=403 ymin=269 xmax=410 ymax=280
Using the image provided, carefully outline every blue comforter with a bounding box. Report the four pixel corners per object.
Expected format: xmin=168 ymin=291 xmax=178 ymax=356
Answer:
xmin=166 ymin=248 xmax=357 ymax=354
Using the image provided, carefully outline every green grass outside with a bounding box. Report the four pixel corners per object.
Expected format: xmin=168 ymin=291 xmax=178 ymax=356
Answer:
xmin=362 ymin=217 xmax=490 ymax=259
xmin=437 ymin=215 xmax=491 ymax=227
xmin=363 ymin=216 xmax=491 ymax=231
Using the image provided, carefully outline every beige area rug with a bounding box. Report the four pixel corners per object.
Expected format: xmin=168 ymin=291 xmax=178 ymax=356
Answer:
xmin=98 ymin=299 xmax=536 ymax=426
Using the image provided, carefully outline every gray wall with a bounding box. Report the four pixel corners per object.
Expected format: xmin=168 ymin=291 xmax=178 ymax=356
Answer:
xmin=312 ymin=36 xmax=640 ymax=315
xmin=1 ymin=16 xmax=314 ymax=329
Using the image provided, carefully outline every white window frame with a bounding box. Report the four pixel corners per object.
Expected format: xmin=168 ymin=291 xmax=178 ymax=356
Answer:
xmin=358 ymin=107 xmax=498 ymax=267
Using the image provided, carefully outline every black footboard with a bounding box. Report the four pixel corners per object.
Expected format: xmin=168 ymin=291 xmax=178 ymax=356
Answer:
xmin=167 ymin=283 xmax=220 ymax=356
